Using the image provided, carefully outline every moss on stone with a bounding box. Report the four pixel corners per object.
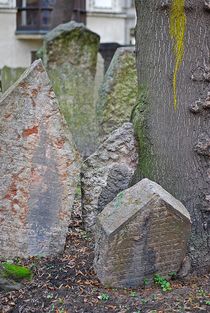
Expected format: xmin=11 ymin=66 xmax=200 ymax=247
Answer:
xmin=1 ymin=66 xmax=26 ymax=92
xmin=131 ymin=87 xmax=154 ymax=181
xmin=1 ymin=263 xmax=32 ymax=281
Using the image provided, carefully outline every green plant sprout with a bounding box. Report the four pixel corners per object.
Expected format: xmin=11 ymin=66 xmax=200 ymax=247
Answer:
xmin=98 ymin=293 xmax=110 ymax=301
xmin=153 ymin=274 xmax=172 ymax=292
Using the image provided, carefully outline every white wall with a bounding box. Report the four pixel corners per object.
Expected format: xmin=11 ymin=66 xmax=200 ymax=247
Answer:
xmin=0 ymin=9 xmax=42 ymax=68
xmin=87 ymin=14 xmax=126 ymax=44
xmin=86 ymin=0 xmax=136 ymax=45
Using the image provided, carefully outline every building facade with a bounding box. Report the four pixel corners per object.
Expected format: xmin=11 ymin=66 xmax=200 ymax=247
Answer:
xmin=0 ymin=0 xmax=85 ymax=68
xmin=0 ymin=0 xmax=135 ymax=69
xmin=86 ymin=0 xmax=136 ymax=45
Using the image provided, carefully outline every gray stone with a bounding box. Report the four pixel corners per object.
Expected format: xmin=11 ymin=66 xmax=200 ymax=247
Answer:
xmin=42 ymin=21 xmax=100 ymax=157
xmin=94 ymin=178 xmax=191 ymax=288
xmin=1 ymin=66 xmax=25 ymax=92
xmin=0 ymin=60 xmax=80 ymax=258
xmin=97 ymin=47 xmax=138 ymax=142
xmin=81 ymin=122 xmax=138 ymax=229
xmin=0 ymin=277 xmax=22 ymax=292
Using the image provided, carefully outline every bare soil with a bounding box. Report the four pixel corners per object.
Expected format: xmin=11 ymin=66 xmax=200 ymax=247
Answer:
xmin=0 ymin=205 xmax=209 ymax=313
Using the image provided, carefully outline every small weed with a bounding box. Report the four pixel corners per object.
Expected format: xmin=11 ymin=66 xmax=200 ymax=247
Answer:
xmin=197 ymin=288 xmax=207 ymax=297
xmin=141 ymin=298 xmax=148 ymax=305
xmin=130 ymin=291 xmax=138 ymax=297
xmin=47 ymin=293 xmax=53 ymax=299
xmin=143 ymin=278 xmax=149 ymax=286
xmin=205 ymin=300 xmax=210 ymax=305
xmin=168 ymin=271 xmax=177 ymax=279
xmin=154 ymin=274 xmax=172 ymax=292
xmin=80 ymin=230 xmax=91 ymax=241
xmin=98 ymin=293 xmax=110 ymax=301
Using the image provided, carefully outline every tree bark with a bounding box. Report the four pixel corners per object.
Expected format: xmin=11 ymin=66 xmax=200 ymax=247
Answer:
xmin=134 ymin=0 xmax=210 ymax=269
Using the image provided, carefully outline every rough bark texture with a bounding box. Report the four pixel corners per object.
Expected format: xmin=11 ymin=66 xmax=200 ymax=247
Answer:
xmin=94 ymin=178 xmax=191 ymax=288
xmin=0 ymin=60 xmax=80 ymax=258
xmin=134 ymin=0 xmax=210 ymax=269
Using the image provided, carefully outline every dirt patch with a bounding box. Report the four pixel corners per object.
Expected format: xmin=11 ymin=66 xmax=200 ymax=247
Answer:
xmin=0 ymin=204 xmax=209 ymax=313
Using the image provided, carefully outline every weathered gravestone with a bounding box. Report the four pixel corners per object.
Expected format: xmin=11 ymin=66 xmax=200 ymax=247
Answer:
xmin=0 ymin=59 xmax=80 ymax=258
xmin=97 ymin=47 xmax=138 ymax=142
xmin=94 ymin=178 xmax=191 ymax=288
xmin=42 ymin=21 xmax=100 ymax=157
xmin=81 ymin=122 xmax=138 ymax=229
xmin=1 ymin=66 xmax=25 ymax=92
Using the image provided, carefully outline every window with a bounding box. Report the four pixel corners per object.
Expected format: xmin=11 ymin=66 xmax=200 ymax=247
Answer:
xmin=16 ymin=0 xmax=53 ymax=33
xmin=94 ymin=0 xmax=112 ymax=8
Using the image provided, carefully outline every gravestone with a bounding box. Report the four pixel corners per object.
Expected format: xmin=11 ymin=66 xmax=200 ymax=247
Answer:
xmin=81 ymin=122 xmax=138 ymax=229
xmin=1 ymin=66 xmax=25 ymax=92
xmin=42 ymin=21 xmax=100 ymax=157
xmin=0 ymin=60 xmax=80 ymax=258
xmin=97 ymin=47 xmax=138 ymax=142
xmin=94 ymin=178 xmax=191 ymax=288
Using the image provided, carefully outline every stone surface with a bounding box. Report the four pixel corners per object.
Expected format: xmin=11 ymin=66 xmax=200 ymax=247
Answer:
xmin=94 ymin=178 xmax=191 ymax=288
xmin=1 ymin=66 xmax=25 ymax=92
xmin=0 ymin=60 xmax=80 ymax=258
xmin=81 ymin=122 xmax=138 ymax=229
xmin=42 ymin=21 xmax=100 ymax=157
xmin=97 ymin=47 xmax=138 ymax=142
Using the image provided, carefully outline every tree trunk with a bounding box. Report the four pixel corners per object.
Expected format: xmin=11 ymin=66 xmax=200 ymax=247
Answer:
xmin=134 ymin=0 xmax=210 ymax=269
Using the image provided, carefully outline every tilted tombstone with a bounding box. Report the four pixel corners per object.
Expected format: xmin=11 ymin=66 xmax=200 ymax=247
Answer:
xmin=81 ymin=123 xmax=138 ymax=229
xmin=42 ymin=21 xmax=100 ymax=158
xmin=1 ymin=66 xmax=25 ymax=92
xmin=94 ymin=178 xmax=191 ymax=288
xmin=0 ymin=60 xmax=80 ymax=258
xmin=97 ymin=47 xmax=138 ymax=142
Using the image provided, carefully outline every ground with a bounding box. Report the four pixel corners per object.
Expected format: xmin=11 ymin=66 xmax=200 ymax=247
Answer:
xmin=0 ymin=201 xmax=209 ymax=313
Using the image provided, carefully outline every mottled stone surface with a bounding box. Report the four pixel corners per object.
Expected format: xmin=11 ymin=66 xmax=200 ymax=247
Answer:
xmin=97 ymin=47 xmax=138 ymax=141
xmin=94 ymin=178 xmax=191 ymax=288
xmin=0 ymin=60 xmax=80 ymax=258
xmin=81 ymin=123 xmax=138 ymax=229
xmin=43 ymin=21 xmax=100 ymax=157
xmin=1 ymin=66 xmax=25 ymax=92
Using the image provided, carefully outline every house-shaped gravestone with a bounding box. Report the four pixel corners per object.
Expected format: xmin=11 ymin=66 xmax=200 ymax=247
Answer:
xmin=94 ymin=178 xmax=191 ymax=288
xmin=0 ymin=60 xmax=80 ymax=259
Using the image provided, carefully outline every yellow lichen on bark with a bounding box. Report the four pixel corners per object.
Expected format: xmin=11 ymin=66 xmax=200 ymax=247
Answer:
xmin=169 ymin=0 xmax=186 ymax=110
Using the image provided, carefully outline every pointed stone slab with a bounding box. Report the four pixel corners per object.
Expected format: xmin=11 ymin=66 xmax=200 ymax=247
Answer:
xmin=94 ymin=178 xmax=191 ymax=288
xmin=97 ymin=47 xmax=138 ymax=142
xmin=43 ymin=21 xmax=100 ymax=157
xmin=0 ymin=60 xmax=80 ymax=258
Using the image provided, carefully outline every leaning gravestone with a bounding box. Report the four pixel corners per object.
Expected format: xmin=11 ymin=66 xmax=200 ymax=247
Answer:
xmin=42 ymin=21 xmax=100 ymax=157
xmin=97 ymin=47 xmax=138 ymax=142
xmin=94 ymin=178 xmax=191 ymax=288
xmin=1 ymin=66 xmax=25 ymax=92
xmin=81 ymin=122 xmax=138 ymax=229
xmin=0 ymin=60 xmax=80 ymax=259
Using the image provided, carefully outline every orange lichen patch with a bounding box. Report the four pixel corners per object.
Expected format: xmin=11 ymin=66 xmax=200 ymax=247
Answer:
xmin=54 ymin=138 xmax=65 ymax=149
xmin=31 ymin=89 xmax=38 ymax=97
xmin=18 ymin=82 xmax=29 ymax=89
xmin=22 ymin=126 xmax=39 ymax=137
xmin=30 ymin=167 xmax=43 ymax=185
